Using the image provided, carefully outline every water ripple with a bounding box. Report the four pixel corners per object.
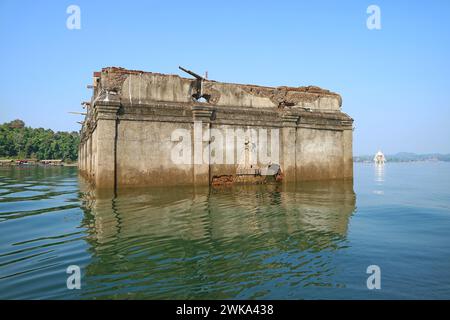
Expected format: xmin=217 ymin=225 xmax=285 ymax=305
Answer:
xmin=3 ymin=164 xmax=448 ymax=299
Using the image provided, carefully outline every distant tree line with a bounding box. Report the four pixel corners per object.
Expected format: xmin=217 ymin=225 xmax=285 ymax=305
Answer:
xmin=0 ymin=119 xmax=80 ymax=161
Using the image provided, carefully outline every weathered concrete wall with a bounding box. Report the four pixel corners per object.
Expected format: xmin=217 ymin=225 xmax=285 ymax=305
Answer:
xmin=296 ymin=128 xmax=344 ymax=180
xmin=116 ymin=121 xmax=194 ymax=186
xmin=79 ymin=67 xmax=353 ymax=189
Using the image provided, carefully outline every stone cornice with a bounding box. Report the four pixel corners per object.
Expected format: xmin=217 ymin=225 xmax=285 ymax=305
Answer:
xmin=79 ymin=101 xmax=353 ymax=143
xmin=281 ymin=114 xmax=300 ymax=127
xmin=95 ymin=103 xmax=121 ymax=121
xmin=191 ymin=105 xmax=214 ymax=122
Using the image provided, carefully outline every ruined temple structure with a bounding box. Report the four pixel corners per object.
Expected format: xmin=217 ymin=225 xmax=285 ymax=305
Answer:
xmin=78 ymin=67 xmax=354 ymax=189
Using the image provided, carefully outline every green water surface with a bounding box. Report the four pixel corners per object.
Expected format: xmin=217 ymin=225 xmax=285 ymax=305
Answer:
xmin=0 ymin=163 xmax=449 ymax=299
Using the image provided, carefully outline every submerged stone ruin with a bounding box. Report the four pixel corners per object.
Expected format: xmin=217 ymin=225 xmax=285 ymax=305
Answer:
xmin=78 ymin=67 xmax=353 ymax=189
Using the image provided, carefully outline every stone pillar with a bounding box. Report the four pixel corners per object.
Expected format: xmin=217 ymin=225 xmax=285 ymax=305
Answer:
xmin=82 ymin=142 xmax=86 ymax=173
xmin=342 ymin=125 xmax=353 ymax=179
xmin=83 ymin=142 xmax=88 ymax=175
xmin=78 ymin=142 xmax=83 ymax=172
xmin=86 ymin=137 xmax=90 ymax=177
xmin=281 ymin=114 xmax=299 ymax=183
xmin=192 ymin=106 xmax=214 ymax=185
xmin=89 ymin=135 xmax=94 ymax=179
xmin=94 ymin=101 xmax=121 ymax=189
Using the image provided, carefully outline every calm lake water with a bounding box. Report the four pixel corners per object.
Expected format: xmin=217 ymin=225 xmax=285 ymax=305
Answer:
xmin=0 ymin=162 xmax=449 ymax=299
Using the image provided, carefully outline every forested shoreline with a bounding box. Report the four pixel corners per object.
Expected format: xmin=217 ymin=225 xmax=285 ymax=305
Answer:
xmin=0 ymin=120 xmax=79 ymax=162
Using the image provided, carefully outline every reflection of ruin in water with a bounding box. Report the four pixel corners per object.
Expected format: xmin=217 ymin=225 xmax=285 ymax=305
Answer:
xmin=79 ymin=180 xmax=356 ymax=298
xmin=80 ymin=181 xmax=356 ymax=243
xmin=374 ymin=163 xmax=385 ymax=183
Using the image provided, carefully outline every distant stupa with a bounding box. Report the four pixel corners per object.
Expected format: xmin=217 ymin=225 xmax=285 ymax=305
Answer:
xmin=374 ymin=150 xmax=386 ymax=165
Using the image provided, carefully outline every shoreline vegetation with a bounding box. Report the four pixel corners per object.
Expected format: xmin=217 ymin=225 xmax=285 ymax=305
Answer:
xmin=0 ymin=119 xmax=79 ymax=165
xmin=0 ymin=159 xmax=77 ymax=167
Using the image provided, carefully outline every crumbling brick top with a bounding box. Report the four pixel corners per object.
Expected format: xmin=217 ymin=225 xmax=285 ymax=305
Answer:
xmin=92 ymin=66 xmax=343 ymax=111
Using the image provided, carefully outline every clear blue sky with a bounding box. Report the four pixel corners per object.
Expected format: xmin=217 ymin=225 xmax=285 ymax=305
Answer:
xmin=1 ymin=0 xmax=449 ymax=155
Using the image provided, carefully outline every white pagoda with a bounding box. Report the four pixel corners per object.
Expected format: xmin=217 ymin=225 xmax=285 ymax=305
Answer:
xmin=374 ymin=150 xmax=386 ymax=165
